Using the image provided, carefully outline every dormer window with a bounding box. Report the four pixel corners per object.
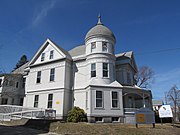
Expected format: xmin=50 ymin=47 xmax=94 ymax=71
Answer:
xmin=91 ymin=42 xmax=96 ymax=52
xmin=102 ymin=42 xmax=107 ymax=52
xmin=49 ymin=50 xmax=54 ymax=59
xmin=41 ymin=53 xmax=45 ymax=61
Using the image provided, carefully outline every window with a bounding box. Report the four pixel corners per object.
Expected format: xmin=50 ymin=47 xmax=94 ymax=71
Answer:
xmin=41 ymin=53 xmax=45 ymax=61
xmin=91 ymin=63 xmax=96 ymax=77
xmin=102 ymin=42 xmax=107 ymax=52
xmin=91 ymin=42 xmax=96 ymax=52
xmin=49 ymin=50 xmax=54 ymax=59
xmin=36 ymin=71 xmax=41 ymax=83
xmin=50 ymin=68 xmax=55 ymax=82
xmin=16 ymin=82 xmax=19 ymax=88
xmin=1 ymin=98 xmax=8 ymax=105
xmin=127 ymin=72 xmax=131 ymax=84
xmin=34 ymin=95 xmax=39 ymax=107
xmin=95 ymin=117 xmax=103 ymax=122
xmin=112 ymin=117 xmax=119 ymax=122
xmin=22 ymin=78 xmax=26 ymax=88
xmin=112 ymin=91 xmax=119 ymax=108
xmin=20 ymin=98 xmax=23 ymax=106
xmin=103 ymin=63 xmax=108 ymax=77
xmin=96 ymin=91 xmax=103 ymax=108
xmin=47 ymin=94 xmax=53 ymax=108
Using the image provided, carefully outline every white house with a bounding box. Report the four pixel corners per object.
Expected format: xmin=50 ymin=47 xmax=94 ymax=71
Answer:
xmin=22 ymin=16 xmax=152 ymax=123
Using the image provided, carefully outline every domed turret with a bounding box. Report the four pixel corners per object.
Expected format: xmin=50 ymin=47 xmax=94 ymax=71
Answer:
xmin=85 ymin=15 xmax=116 ymax=85
xmin=85 ymin=15 xmax=116 ymax=43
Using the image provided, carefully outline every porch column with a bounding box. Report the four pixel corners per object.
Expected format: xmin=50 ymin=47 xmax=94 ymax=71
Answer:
xmin=143 ymin=93 xmax=146 ymax=108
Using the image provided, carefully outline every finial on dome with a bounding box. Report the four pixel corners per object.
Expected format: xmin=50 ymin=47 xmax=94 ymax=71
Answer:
xmin=97 ymin=14 xmax=103 ymax=25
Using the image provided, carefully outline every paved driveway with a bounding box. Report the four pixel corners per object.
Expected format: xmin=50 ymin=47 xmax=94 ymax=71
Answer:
xmin=0 ymin=124 xmax=59 ymax=135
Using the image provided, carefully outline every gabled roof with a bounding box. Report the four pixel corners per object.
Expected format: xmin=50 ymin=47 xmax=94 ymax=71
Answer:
xmin=12 ymin=62 xmax=29 ymax=75
xmin=116 ymin=51 xmax=138 ymax=72
xmin=68 ymin=45 xmax=86 ymax=57
xmin=28 ymin=39 xmax=72 ymax=66
xmin=115 ymin=51 xmax=133 ymax=58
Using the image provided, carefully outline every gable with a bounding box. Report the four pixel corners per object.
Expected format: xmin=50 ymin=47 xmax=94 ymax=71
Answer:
xmin=29 ymin=39 xmax=71 ymax=66
xmin=116 ymin=51 xmax=138 ymax=72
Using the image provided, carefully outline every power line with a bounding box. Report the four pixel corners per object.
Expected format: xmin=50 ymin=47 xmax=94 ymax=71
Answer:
xmin=135 ymin=47 xmax=180 ymax=55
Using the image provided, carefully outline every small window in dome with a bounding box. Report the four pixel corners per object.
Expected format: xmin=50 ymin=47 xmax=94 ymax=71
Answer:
xmin=91 ymin=42 xmax=96 ymax=52
xmin=102 ymin=42 xmax=107 ymax=52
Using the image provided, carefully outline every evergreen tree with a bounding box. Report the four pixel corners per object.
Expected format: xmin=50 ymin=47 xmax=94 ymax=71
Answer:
xmin=14 ymin=55 xmax=28 ymax=70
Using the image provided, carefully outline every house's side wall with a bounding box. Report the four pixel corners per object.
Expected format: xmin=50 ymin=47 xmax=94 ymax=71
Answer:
xmin=24 ymin=60 xmax=69 ymax=117
xmin=26 ymin=61 xmax=66 ymax=92
xmin=73 ymin=60 xmax=88 ymax=89
xmin=24 ymin=89 xmax=64 ymax=118
xmin=116 ymin=64 xmax=135 ymax=86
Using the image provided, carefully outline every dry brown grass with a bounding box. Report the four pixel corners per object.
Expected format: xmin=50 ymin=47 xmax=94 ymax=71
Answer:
xmin=1 ymin=120 xmax=180 ymax=135
xmin=50 ymin=122 xmax=180 ymax=135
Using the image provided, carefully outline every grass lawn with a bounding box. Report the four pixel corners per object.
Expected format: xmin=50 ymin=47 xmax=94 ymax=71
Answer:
xmin=50 ymin=122 xmax=180 ymax=135
xmin=1 ymin=120 xmax=180 ymax=135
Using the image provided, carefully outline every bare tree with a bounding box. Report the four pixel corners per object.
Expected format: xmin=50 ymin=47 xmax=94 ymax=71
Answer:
xmin=136 ymin=66 xmax=154 ymax=88
xmin=167 ymin=85 xmax=180 ymax=122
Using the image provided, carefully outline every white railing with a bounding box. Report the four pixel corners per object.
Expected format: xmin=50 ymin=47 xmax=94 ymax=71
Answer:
xmin=124 ymin=108 xmax=140 ymax=114
xmin=0 ymin=105 xmax=56 ymax=121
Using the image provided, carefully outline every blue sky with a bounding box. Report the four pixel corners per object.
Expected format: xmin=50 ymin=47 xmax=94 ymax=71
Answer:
xmin=0 ymin=0 xmax=180 ymax=100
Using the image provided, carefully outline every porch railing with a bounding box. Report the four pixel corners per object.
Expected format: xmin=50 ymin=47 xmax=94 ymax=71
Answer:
xmin=124 ymin=108 xmax=139 ymax=114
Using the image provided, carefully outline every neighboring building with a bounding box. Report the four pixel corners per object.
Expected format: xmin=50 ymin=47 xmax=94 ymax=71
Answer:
xmin=0 ymin=74 xmax=25 ymax=105
xmin=7 ymin=16 xmax=152 ymax=123
xmin=152 ymin=100 xmax=163 ymax=111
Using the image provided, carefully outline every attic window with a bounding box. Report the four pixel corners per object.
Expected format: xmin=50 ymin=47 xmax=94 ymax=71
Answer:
xmin=41 ymin=53 xmax=45 ymax=61
xmin=49 ymin=50 xmax=54 ymax=59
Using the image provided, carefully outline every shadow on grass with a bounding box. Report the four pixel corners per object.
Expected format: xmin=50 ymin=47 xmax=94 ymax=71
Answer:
xmin=23 ymin=119 xmax=60 ymax=132
xmin=0 ymin=124 xmax=49 ymax=135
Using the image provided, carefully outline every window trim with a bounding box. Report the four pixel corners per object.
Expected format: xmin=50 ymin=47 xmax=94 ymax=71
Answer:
xmin=111 ymin=91 xmax=119 ymax=109
xmin=49 ymin=50 xmax=54 ymax=59
xmin=102 ymin=42 xmax=108 ymax=52
xmin=95 ymin=90 xmax=104 ymax=108
xmin=36 ymin=71 xmax=41 ymax=84
xmin=41 ymin=53 xmax=45 ymax=62
xmin=47 ymin=94 xmax=53 ymax=108
xmin=91 ymin=42 xmax=96 ymax=52
xmin=34 ymin=95 xmax=39 ymax=108
xmin=91 ymin=63 xmax=96 ymax=77
xmin=103 ymin=63 xmax=109 ymax=78
xmin=50 ymin=68 xmax=55 ymax=82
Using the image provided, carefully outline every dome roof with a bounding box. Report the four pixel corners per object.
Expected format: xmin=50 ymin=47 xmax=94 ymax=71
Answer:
xmin=85 ymin=16 xmax=116 ymax=42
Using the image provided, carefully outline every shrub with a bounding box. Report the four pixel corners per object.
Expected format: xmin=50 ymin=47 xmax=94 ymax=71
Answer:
xmin=67 ymin=106 xmax=87 ymax=122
